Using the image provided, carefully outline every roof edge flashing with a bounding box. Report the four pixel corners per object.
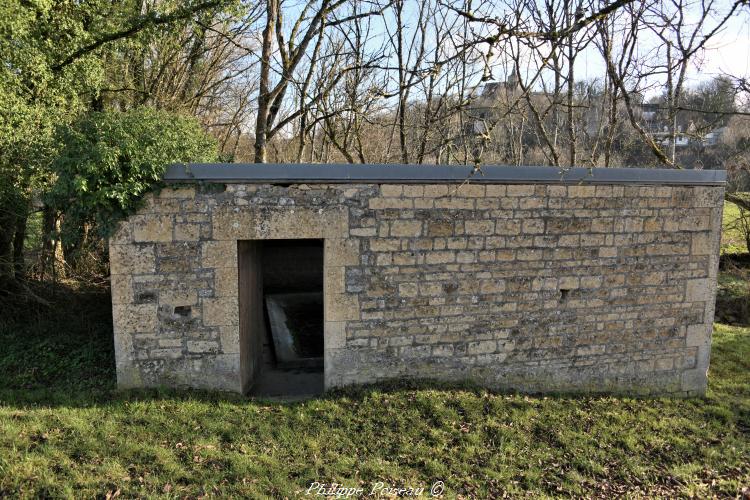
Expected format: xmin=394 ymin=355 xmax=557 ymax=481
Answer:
xmin=164 ymin=163 xmax=726 ymax=186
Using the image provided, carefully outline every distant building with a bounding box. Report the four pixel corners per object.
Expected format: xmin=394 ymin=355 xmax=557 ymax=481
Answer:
xmin=702 ymin=126 xmax=727 ymax=147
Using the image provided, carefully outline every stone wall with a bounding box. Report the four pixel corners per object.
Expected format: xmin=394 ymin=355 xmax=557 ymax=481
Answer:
xmin=110 ymin=181 xmax=723 ymax=396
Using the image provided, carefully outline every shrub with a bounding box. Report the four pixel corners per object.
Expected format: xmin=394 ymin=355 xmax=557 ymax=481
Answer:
xmin=48 ymin=108 xmax=218 ymax=244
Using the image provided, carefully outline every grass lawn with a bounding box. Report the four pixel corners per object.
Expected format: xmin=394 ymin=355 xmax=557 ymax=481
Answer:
xmin=722 ymin=199 xmax=749 ymax=255
xmin=0 ymin=285 xmax=748 ymax=498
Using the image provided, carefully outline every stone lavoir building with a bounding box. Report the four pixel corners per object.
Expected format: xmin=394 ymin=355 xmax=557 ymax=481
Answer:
xmin=109 ymin=164 xmax=725 ymax=397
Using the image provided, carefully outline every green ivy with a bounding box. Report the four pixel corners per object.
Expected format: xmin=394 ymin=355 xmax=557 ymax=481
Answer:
xmin=47 ymin=107 xmax=217 ymax=243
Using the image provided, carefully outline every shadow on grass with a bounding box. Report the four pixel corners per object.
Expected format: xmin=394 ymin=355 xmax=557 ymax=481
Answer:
xmin=717 ymin=254 xmax=750 ymax=325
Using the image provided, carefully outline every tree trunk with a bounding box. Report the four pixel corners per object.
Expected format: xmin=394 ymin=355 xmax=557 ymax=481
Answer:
xmin=566 ymin=0 xmax=576 ymax=167
xmin=40 ymin=205 xmax=65 ymax=280
xmin=0 ymin=205 xmax=16 ymax=281
xmin=254 ymin=0 xmax=278 ymax=164
xmin=396 ymin=0 xmax=408 ymax=164
xmin=12 ymin=209 xmax=27 ymax=280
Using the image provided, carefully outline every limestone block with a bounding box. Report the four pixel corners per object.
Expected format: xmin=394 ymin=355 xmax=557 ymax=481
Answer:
xmin=113 ymin=330 xmax=135 ymax=365
xmin=376 ymin=253 xmax=392 ymax=266
xmin=678 ymin=215 xmax=711 ymax=232
xmin=495 ymin=249 xmax=515 ymax=260
xmin=368 ymin=239 xmax=399 ymax=252
xmin=390 ymin=220 xmax=423 ymax=237
xmin=399 ymin=282 xmax=419 ymax=297
xmin=516 ymin=248 xmax=543 ymax=261
xmin=681 ymin=368 xmax=708 ymax=395
xmin=434 ymin=198 xmax=474 ymax=210
xmin=425 ymin=251 xmax=455 ymax=264
xmin=133 ymin=215 xmax=173 ymax=242
xmin=468 ymin=340 xmax=496 ymax=355
xmin=414 ymin=198 xmax=435 ymax=209
xmin=214 ymin=266 xmax=239 ymax=297
xmin=115 ymin=342 xmax=143 ymax=390
xmin=681 ymin=345 xmax=710 ymax=395
xmin=110 ymin=244 xmax=155 ymax=275
xmin=350 ymin=227 xmax=377 ymax=237
xmin=325 ymin=239 xmax=359 ymax=268
xmin=478 ymin=250 xmax=495 ymax=262
xmin=380 ymin=185 xmax=403 ymax=197
xmin=590 ymin=218 xmax=613 ymax=233
xmin=559 ymin=276 xmax=579 ymax=289
xmin=486 ymin=185 xmax=506 ymax=197
xmin=495 ymin=220 xmax=521 ymax=235
xmin=619 ymin=217 xmax=643 ymax=233
xmin=211 ymin=209 xmax=256 ymax=240
xmin=159 ymin=338 xmax=183 ymax=348
xmin=691 ymin=186 xmax=723 ymax=207
xmin=641 ymin=218 xmax=661 ymax=232
xmin=113 ymin=303 xmax=158 ymax=334
xmin=219 ymin=325 xmax=241 ymax=354
xmin=202 ymin=240 xmax=237 ymax=268
xmin=393 ymin=252 xmax=416 ymax=265
xmin=151 ymin=198 xmax=186 ymax=215
xmin=479 ymin=280 xmax=506 ymax=293
xmin=545 ymin=185 xmax=566 ymax=197
xmin=558 ymin=235 xmax=580 ymax=247
xmin=174 ymin=223 xmax=200 ymax=241
xmin=187 ymin=340 xmax=220 ymax=353
xmin=454 ymin=184 xmax=485 ymax=197
xmin=465 ymin=220 xmax=495 ymax=235
xmin=599 ymin=247 xmax=617 ymax=258
xmin=151 ymin=348 xmax=184 ymax=359
xmin=691 ymin=232 xmax=713 ymax=255
xmin=369 ymin=198 xmax=413 ymax=210
xmin=568 ymin=185 xmax=596 ymax=197
xmin=111 ymin=274 xmax=133 ymax=305
xmin=427 ymin=221 xmax=454 ymax=237
xmin=519 ymin=197 xmax=545 ymax=209
xmin=325 ymin=265 xmax=345 ymax=291
xmin=159 ymin=186 xmax=195 ymax=199
xmin=324 ymin=209 xmax=353 ymax=238
xmin=326 ymin=293 xmax=360 ymax=321
xmin=326 ymin=321 xmax=347 ymax=349
xmin=576 ymin=345 xmax=605 ymax=356
xmin=423 ymin=184 xmax=450 ymax=197
xmin=202 ymin=297 xmax=238 ymax=326
xmin=213 ymin=207 xmax=348 ymax=240
xmin=456 ymin=251 xmax=476 ymax=264
xmin=159 ymin=289 xmax=197 ymax=307
xmin=522 ymin=219 xmax=545 ymax=234
xmin=710 ymin=206 xmax=724 ymax=234
xmin=109 ymin=221 xmax=133 ymax=245
xmin=506 ymin=185 xmax=534 ymax=197
xmin=432 ymin=345 xmax=454 ymax=357
xmin=686 ymin=324 xmax=711 ymax=347
xmin=685 ymin=278 xmax=711 ymax=302
xmin=531 ymin=277 xmax=558 ymax=291
xmin=403 ymin=185 xmax=425 ymax=197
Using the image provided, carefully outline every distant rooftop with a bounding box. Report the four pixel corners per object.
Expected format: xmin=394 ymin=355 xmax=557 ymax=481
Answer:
xmin=163 ymin=163 xmax=726 ymax=186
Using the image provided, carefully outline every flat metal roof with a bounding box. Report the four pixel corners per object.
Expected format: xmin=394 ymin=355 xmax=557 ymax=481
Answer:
xmin=163 ymin=163 xmax=726 ymax=186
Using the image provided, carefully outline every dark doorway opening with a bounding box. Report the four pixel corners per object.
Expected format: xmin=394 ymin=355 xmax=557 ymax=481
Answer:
xmin=249 ymin=239 xmax=324 ymax=399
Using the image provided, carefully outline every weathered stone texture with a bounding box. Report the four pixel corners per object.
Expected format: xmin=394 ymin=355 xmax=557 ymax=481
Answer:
xmin=110 ymin=182 xmax=723 ymax=396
